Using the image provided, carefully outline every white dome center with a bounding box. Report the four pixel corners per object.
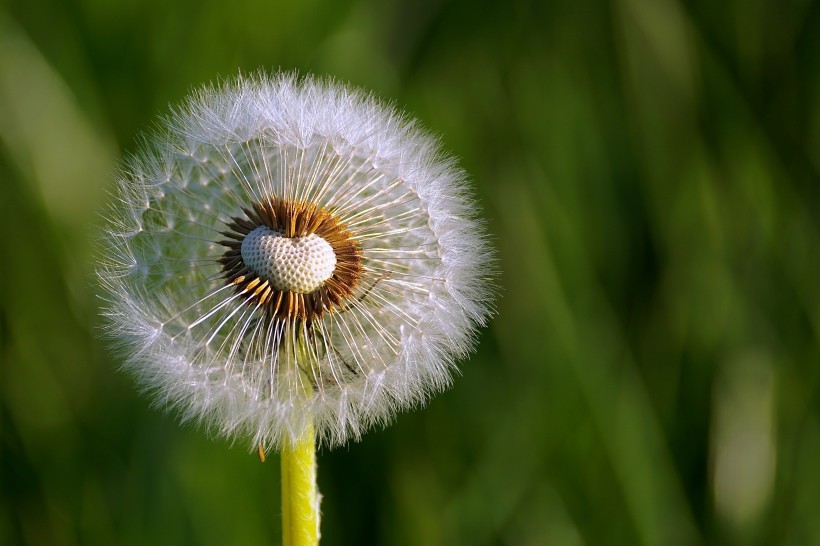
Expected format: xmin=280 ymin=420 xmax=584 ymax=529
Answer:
xmin=240 ymin=226 xmax=337 ymax=294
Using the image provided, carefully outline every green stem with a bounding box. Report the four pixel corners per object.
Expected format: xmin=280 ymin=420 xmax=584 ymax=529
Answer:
xmin=281 ymin=420 xmax=319 ymax=546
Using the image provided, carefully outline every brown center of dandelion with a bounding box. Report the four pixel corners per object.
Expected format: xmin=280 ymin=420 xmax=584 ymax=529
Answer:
xmin=218 ymin=197 xmax=363 ymax=322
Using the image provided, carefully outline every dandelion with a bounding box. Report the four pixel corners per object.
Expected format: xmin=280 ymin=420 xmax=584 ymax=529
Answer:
xmin=98 ymin=72 xmax=496 ymax=544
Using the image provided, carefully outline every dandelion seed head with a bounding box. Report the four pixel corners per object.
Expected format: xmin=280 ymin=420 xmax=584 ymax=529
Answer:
xmin=98 ymin=71 xmax=496 ymax=450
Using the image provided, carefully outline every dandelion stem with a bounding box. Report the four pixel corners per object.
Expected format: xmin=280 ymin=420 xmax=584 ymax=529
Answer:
xmin=281 ymin=419 xmax=320 ymax=546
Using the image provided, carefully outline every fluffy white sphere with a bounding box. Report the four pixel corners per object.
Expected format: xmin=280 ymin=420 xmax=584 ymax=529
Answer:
xmin=98 ymin=72 xmax=496 ymax=450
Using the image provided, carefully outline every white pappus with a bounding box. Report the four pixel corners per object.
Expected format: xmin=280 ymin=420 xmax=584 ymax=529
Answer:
xmin=98 ymin=72 xmax=496 ymax=451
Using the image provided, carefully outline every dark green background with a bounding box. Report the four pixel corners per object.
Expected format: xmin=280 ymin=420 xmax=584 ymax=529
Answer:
xmin=1 ymin=0 xmax=819 ymax=544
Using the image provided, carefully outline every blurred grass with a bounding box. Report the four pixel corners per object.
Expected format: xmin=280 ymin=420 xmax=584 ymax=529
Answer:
xmin=0 ymin=0 xmax=818 ymax=545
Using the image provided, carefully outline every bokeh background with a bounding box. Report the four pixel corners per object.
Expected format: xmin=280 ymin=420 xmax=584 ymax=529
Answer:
xmin=1 ymin=0 xmax=819 ymax=544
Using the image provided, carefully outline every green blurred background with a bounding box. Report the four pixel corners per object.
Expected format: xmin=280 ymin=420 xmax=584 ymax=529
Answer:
xmin=1 ymin=0 xmax=819 ymax=544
